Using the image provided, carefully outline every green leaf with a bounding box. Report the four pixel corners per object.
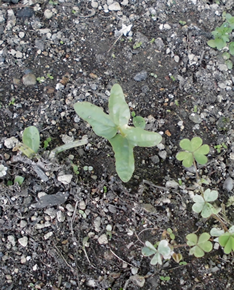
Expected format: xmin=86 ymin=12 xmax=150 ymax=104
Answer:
xmin=229 ymin=42 xmax=234 ymax=55
xmin=204 ymin=189 xmax=218 ymax=202
xmin=219 ymin=233 xmax=234 ymax=254
xmin=225 ymin=59 xmax=233 ymax=69
xmin=109 ymin=134 xmax=134 ymax=182
xmin=123 ymin=127 xmax=162 ymax=147
xmin=207 ymin=39 xmax=217 ymax=48
xmin=14 ymin=175 xmax=24 ymax=185
xmin=222 ymin=52 xmax=230 ymax=60
xmin=108 ymin=84 xmax=130 ymax=127
xmin=179 ymin=139 xmax=192 ymax=151
xmin=227 ymin=17 xmax=234 ymax=29
xmin=176 ymin=151 xmax=193 ymax=167
xmin=142 ymin=246 xmax=156 ymax=256
xmin=190 ymin=137 xmax=203 ymax=151
xmin=186 ymin=233 xmax=197 ymax=246
xmin=210 ymin=228 xmax=224 ymax=237
xmin=19 ymin=143 xmax=38 ymax=158
xmin=133 ymin=116 xmax=146 ymax=129
xmin=22 ymin=126 xmax=40 ymax=153
xmin=150 ymin=252 xmax=162 ymax=265
xmin=192 ymin=195 xmax=205 ymax=214
xmin=74 ymin=102 xmax=117 ymax=139
xmin=145 ymin=241 xmax=157 ymax=252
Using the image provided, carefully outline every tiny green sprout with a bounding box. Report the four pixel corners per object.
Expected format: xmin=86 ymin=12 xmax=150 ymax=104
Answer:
xmin=71 ymin=163 xmax=79 ymax=175
xmin=167 ymin=228 xmax=175 ymax=240
xmin=186 ymin=232 xmax=212 ymax=258
xmin=175 ymin=100 xmax=179 ymax=106
xmin=8 ymin=97 xmax=16 ymax=106
xmin=106 ymin=224 xmax=112 ymax=239
xmin=176 ymin=137 xmax=210 ymax=168
xmin=179 ymin=20 xmax=186 ymax=26
xmin=103 ymin=186 xmax=107 ymax=193
xmin=179 ymin=261 xmax=187 ymax=266
xmin=193 ymin=105 xmax=198 ymax=113
xmin=7 ymin=180 xmax=13 ymax=186
xmin=178 ymin=178 xmax=182 ymax=186
xmin=79 ymin=210 xmax=87 ymax=219
xmin=14 ymin=175 xmax=24 ymax=185
xmin=43 ymin=137 xmax=52 ymax=149
xmin=72 ymin=9 xmax=76 ymax=14
xmin=192 ymin=189 xmax=220 ymax=218
xmin=150 ymin=38 xmax=155 ymax=44
xmin=131 ymin=111 xmax=136 ymax=118
xmin=150 ymin=73 xmax=157 ymax=78
xmin=142 ymin=240 xmax=173 ymax=265
xmin=83 ymin=166 xmax=93 ymax=171
xmin=170 ymin=75 xmax=176 ymax=81
xmin=60 ymin=41 xmax=64 ymax=44
xmin=128 ymin=37 xmax=132 ymax=42
xmin=111 ymin=53 xmax=115 ymax=58
xmin=36 ymin=76 xmax=45 ymax=83
xmin=160 ymin=276 xmax=170 ymax=281
xmin=133 ymin=41 xmax=142 ymax=49
xmin=47 ymin=73 xmax=54 ymax=80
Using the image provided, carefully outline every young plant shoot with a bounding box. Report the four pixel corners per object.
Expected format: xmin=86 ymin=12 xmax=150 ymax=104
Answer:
xmin=74 ymin=84 xmax=162 ymax=182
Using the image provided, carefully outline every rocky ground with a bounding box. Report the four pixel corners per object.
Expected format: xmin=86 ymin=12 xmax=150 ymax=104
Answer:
xmin=1 ymin=0 xmax=234 ymax=289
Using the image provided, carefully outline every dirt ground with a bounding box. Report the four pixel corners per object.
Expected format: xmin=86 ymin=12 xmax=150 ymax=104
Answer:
xmin=1 ymin=0 xmax=234 ymax=289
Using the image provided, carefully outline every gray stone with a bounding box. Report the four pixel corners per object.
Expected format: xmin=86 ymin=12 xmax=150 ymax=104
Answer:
xmin=133 ymin=71 xmax=147 ymax=81
xmin=223 ymin=177 xmax=234 ymax=192
xmin=108 ymin=2 xmax=121 ymax=11
xmin=18 ymin=236 xmax=28 ymax=247
xmin=189 ymin=113 xmax=202 ymax=124
xmin=22 ymin=73 xmax=36 ymax=86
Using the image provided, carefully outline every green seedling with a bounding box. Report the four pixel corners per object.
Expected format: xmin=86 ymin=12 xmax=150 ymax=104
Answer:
xmin=60 ymin=41 xmax=64 ymax=44
xmin=111 ymin=53 xmax=116 ymax=58
xmin=19 ymin=126 xmax=40 ymax=157
xmin=192 ymin=189 xmax=220 ymax=218
xmin=150 ymin=38 xmax=155 ymax=44
xmin=103 ymin=186 xmax=107 ymax=193
xmin=43 ymin=137 xmax=52 ymax=149
xmin=14 ymin=175 xmax=24 ymax=185
xmin=47 ymin=73 xmax=54 ymax=80
xmin=167 ymin=228 xmax=175 ymax=240
xmin=71 ymin=163 xmax=79 ymax=175
xmin=179 ymin=261 xmax=187 ymax=266
xmin=160 ymin=276 xmax=170 ymax=281
xmin=175 ymin=100 xmax=179 ymax=106
xmin=106 ymin=224 xmax=112 ymax=239
xmin=150 ymin=73 xmax=157 ymax=78
xmin=133 ymin=41 xmax=142 ymax=49
xmin=179 ymin=20 xmax=186 ymax=26
xmin=142 ymin=240 xmax=173 ymax=265
xmin=186 ymin=232 xmax=212 ymax=258
xmin=19 ymin=126 xmax=88 ymax=159
xmin=131 ymin=111 xmax=136 ymax=118
xmin=176 ymin=137 xmax=210 ymax=168
xmin=193 ymin=105 xmax=198 ymax=113
xmin=37 ymin=76 xmax=45 ymax=83
xmin=83 ymin=166 xmax=93 ymax=171
xmin=8 ymin=98 xmax=16 ymax=106
xmin=79 ymin=210 xmax=87 ymax=219
xmin=214 ymin=143 xmax=227 ymax=153
xmin=170 ymin=75 xmax=176 ymax=81
xmin=74 ymin=84 xmax=162 ymax=182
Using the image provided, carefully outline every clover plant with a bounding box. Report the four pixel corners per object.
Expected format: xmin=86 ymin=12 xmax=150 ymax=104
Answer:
xmin=208 ymin=12 xmax=234 ymax=69
xmin=186 ymin=233 xmax=212 ymax=258
xmin=142 ymin=240 xmax=173 ymax=265
xmin=142 ymin=136 xmax=234 ymax=270
xmin=192 ymin=189 xmax=221 ymax=218
xmin=176 ymin=137 xmax=209 ymax=168
xmin=74 ymin=84 xmax=162 ymax=182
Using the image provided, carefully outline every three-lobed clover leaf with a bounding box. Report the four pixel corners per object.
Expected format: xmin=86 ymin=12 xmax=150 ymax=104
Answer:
xmin=186 ymin=233 xmax=212 ymax=258
xmin=192 ymin=189 xmax=220 ymax=218
xmin=142 ymin=240 xmax=173 ymax=265
xmin=74 ymin=84 xmax=162 ymax=182
xmin=176 ymin=137 xmax=210 ymax=168
xmin=211 ymin=226 xmax=234 ymax=254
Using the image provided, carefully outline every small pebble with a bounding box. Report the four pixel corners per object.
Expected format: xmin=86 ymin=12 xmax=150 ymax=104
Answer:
xmin=133 ymin=71 xmax=147 ymax=81
xmin=57 ymin=210 xmax=65 ymax=222
xmin=18 ymin=236 xmax=28 ymax=247
xmin=44 ymin=9 xmax=53 ymax=19
xmin=108 ymin=2 xmax=121 ymax=11
xmin=22 ymin=73 xmax=36 ymax=86
xmin=223 ymin=177 xmax=234 ymax=192
xmin=98 ymin=234 xmax=108 ymax=245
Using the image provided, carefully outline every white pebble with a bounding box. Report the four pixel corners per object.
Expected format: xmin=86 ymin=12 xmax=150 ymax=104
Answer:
xmin=18 ymin=236 xmax=28 ymax=247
